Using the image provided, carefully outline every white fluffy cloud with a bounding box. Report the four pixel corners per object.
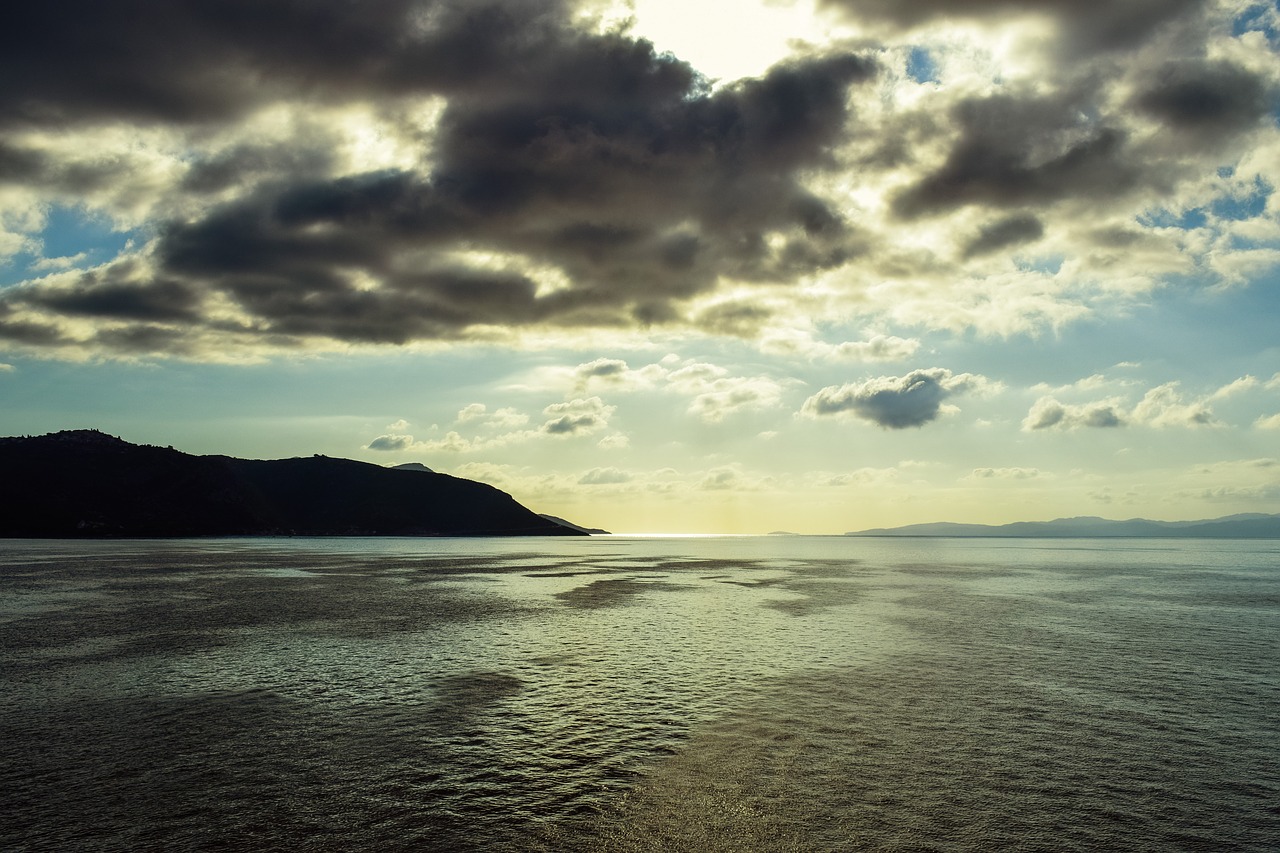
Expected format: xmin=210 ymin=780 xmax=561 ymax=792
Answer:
xmin=1254 ymin=413 xmax=1280 ymax=431
xmin=1130 ymin=383 xmax=1218 ymax=428
xmin=1022 ymin=377 xmax=1254 ymax=431
xmin=366 ymin=433 xmax=416 ymax=451
xmin=541 ymin=397 xmax=615 ymax=436
xmin=1022 ymin=397 xmax=1126 ymax=431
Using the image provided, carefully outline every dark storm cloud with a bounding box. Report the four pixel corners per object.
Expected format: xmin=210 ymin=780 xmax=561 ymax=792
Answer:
xmin=695 ymin=301 xmax=774 ymax=337
xmin=892 ymin=90 xmax=1143 ymax=218
xmin=0 ymin=0 xmax=754 ymax=131
xmin=5 ymin=0 xmax=1262 ymax=358
xmin=0 ymin=141 xmax=144 ymax=195
xmin=1133 ymin=60 xmax=1272 ymax=134
xmin=962 ymin=213 xmax=1044 ymax=259
xmin=1 ymin=0 xmax=413 ymax=126
xmin=0 ymin=2 xmax=875 ymax=348
xmin=0 ymin=142 xmax=48 ymax=182
xmin=92 ymin=324 xmax=199 ymax=355
xmin=820 ymin=0 xmax=1207 ymax=55
xmin=220 ymin=266 xmax=543 ymax=344
xmin=180 ymin=144 xmax=342 ymax=195
xmin=0 ymin=0 xmax=600 ymax=129
xmin=801 ymin=368 xmax=981 ymax=428
xmin=0 ymin=313 xmax=67 ymax=347
xmin=29 ymin=276 xmax=202 ymax=323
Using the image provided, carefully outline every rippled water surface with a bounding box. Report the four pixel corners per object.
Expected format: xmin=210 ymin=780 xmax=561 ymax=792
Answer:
xmin=2 ymin=536 xmax=1278 ymax=851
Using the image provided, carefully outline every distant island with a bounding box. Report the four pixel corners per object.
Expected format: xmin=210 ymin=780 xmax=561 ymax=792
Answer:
xmin=0 ymin=430 xmax=585 ymax=538
xmin=846 ymin=514 xmax=1280 ymax=538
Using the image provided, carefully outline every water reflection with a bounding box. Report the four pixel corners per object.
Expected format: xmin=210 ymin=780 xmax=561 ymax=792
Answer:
xmin=2 ymin=537 xmax=1277 ymax=850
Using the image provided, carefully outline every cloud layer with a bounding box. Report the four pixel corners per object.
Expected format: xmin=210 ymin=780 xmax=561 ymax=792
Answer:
xmin=0 ymin=0 xmax=1275 ymax=359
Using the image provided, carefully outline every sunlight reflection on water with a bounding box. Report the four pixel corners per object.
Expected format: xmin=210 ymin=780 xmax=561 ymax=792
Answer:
xmin=1 ymin=536 xmax=1277 ymax=851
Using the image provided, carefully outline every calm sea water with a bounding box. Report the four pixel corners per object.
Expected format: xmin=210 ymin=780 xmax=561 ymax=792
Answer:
xmin=1 ymin=536 xmax=1277 ymax=851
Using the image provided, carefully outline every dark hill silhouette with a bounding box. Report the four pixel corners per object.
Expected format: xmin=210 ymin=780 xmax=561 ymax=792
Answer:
xmin=392 ymin=462 xmax=435 ymax=473
xmin=0 ymin=430 xmax=582 ymax=538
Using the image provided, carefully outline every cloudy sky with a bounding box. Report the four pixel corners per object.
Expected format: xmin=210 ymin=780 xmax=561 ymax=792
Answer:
xmin=2 ymin=0 xmax=1278 ymax=533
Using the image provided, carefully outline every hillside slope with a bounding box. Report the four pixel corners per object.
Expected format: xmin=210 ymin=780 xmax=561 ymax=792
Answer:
xmin=0 ymin=430 xmax=580 ymax=537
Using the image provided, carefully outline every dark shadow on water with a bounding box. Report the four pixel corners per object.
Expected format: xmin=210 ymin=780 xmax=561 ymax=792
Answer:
xmin=554 ymin=577 xmax=689 ymax=609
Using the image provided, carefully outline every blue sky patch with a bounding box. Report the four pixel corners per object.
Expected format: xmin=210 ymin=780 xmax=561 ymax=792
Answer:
xmin=1 ymin=206 xmax=141 ymax=287
xmin=1016 ymin=255 xmax=1064 ymax=275
xmin=1232 ymin=3 xmax=1278 ymax=39
xmin=1210 ymin=179 xmax=1271 ymax=221
xmin=906 ymin=47 xmax=940 ymax=84
xmin=1139 ymin=207 xmax=1208 ymax=230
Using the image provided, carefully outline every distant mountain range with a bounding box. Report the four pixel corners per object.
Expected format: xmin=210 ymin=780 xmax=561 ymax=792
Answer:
xmin=0 ymin=430 xmax=583 ymax=538
xmin=846 ymin=514 xmax=1280 ymax=538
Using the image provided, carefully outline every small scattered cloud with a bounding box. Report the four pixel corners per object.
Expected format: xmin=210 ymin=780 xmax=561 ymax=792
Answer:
xmin=1024 ymin=376 xmax=1252 ymax=432
xmin=456 ymin=403 xmax=488 ymax=423
xmin=820 ymin=466 xmax=900 ymax=487
xmin=0 ymin=362 xmax=14 ymax=373
xmin=411 ymin=431 xmax=487 ymax=453
xmin=832 ymin=335 xmax=921 ymax=362
xmin=366 ymin=433 xmax=415 ymax=451
xmin=698 ymin=466 xmax=742 ymax=491
xmin=451 ymin=462 xmax=515 ymax=487
xmin=572 ymin=357 xmax=632 ymax=391
xmin=800 ymin=368 xmax=987 ymax=428
xmin=562 ymin=355 xmax=787 ymax=422
xmin=687 ymin=376 xmax=786 ymax=423
xmin=1087 ymin=486 xmax=1142 ymax=506
xmin=456 ymin=403 xmax=529 ymax=430
xmin=578 ymin=467 xmax=633 ymax=485
xmin=1029 ymin=373 xmax=1122 ymax=395
xmin=1022 ymin=397 xmax=1126 ymax=431
xmin=541 ymin=397 xmax=614 ymax=436
xmin=1130 ymin=383 xmax=1217 ymax=428
xmin=967 ymin=467 xmax=1043 ymax=480
xmin=961 ymin=214 xmax=1044 ymax=259
xmin=30 ymin=252 xmax=89 ymax=272
xmin=386 ymin=418 xmax=410 ymax=431
xmin=1177 ymin=484 xmax=1280 ymax=503
xmin=1255 ymin=413 xmax=1280 ymax=431
xmin=1209 ymin=375 xmax=1259 ymax=401
xmin=597 ymin=433 xmax=630 ymax=449
xmin=760 ymin=330 xmax=921 ymax=362
xmin=484 ymin=407 xmax=530 ymax=430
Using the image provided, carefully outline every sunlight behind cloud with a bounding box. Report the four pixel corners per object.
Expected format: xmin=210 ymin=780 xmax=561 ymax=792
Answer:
xmin=624 ymin=0 xmax=833 ymax=82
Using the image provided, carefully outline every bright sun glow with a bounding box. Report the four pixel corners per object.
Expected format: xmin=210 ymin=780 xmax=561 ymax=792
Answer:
xmin=624 ymin=0 xmax=835 ymax=82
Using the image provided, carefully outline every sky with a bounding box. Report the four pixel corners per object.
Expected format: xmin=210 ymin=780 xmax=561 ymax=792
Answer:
xmin=1 ymin=0 xmax=1279 ymax=534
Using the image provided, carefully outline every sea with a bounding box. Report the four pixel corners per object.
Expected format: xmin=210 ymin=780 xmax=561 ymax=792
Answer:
xmin=1 ymin=535 xmax=1277 ymax=852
